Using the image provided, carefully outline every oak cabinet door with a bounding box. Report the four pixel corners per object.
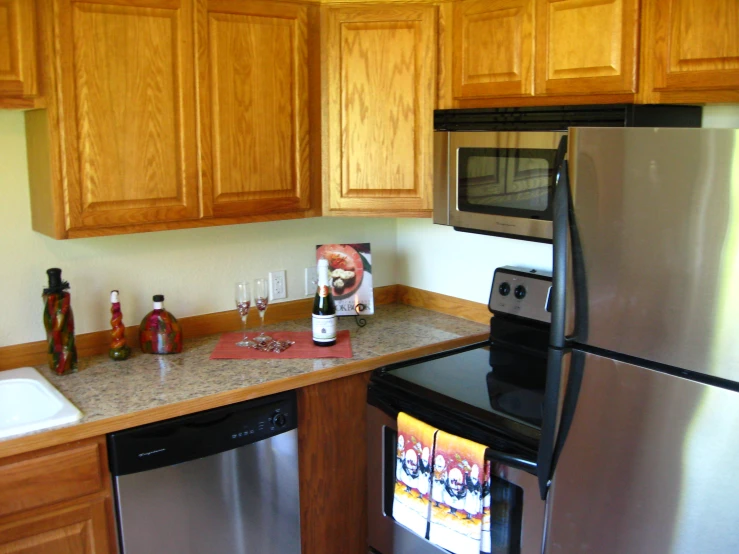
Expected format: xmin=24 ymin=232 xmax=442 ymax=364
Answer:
xmin=0 ymin=499 xmax=112 ymax=554
xmin=326 ymin=5 xmax=436 ymax=215
xmin=650 ymin=0 xmax=739 ymax=93
xmin=199 ymin=0 xmax=311 ymax=218
xmin=453 ymin=0 xmax=534 ymax=99
xmin=535 ymin=0 xmax=638 ymax=95
xmin=0 ymin=0 xmax=38 ymax=99
xmin=57 ymin=0 xmax=200 ymax=231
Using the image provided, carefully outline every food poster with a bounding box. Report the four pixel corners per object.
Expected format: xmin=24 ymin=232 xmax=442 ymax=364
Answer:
xmin=316 ymin=243 xmax=374 ymax=316
xmin=393 ymin=413 xmax=436 ymax=537
xmin=428 ymin=430 xmax=487 ymax=554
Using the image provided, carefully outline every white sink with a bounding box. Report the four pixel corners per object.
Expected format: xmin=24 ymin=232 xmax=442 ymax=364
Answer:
xmin=0 ymin=367 xmax=82 ymax=440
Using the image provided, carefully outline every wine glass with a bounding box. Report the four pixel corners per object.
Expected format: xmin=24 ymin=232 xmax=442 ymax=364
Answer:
xmin=254 ymin=278 xmax=272 ymax=344
xmin=234 ymin=281 xmax=256 ymax=347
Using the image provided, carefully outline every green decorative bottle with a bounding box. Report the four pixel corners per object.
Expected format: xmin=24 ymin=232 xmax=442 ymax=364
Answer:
xmin=43 ymin=268 xmax=78 ymax=375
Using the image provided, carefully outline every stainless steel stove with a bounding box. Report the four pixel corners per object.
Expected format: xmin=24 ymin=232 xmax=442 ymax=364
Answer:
xmin=367 ymin=266 xmax=551 ymax=554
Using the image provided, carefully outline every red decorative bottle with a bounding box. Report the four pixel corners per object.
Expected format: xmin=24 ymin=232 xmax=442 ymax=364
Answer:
xmin=43 ymin=268 xmax=78 ymax=375
xmin=139 ymin=295 xmax=183 ymax=354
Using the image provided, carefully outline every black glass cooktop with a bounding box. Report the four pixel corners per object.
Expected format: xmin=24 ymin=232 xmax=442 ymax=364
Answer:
xmin=368 ymin=341 xmax=546 ymax=454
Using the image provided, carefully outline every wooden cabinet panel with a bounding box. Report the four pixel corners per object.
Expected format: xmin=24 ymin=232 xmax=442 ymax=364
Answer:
xmin=535 ymin=0 xmax=638 ymax=95
xmin=0 ymin=499 xmax=112 ymax=554
xmin=453 ymin=0 xmax=534 ymax=98
xmin=650 ymin=0 xmax=739 ymax=93
xmin=0 ymin=443 xmax=103 ymax=519
xmin=57 ymin=0 xmax=199 ymax=230
xmin=0 ymin=0 xmax=38 ymax=100
xmin=326 ymin=5 xmax=436 ymax=216
xmin=298 ymin=372 xmax=371 ymax=554
xmin=199 ymin=0 xmax=311 ymax=218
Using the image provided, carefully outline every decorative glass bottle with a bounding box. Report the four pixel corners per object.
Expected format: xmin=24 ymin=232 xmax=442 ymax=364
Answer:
xmin=139 ymin=295 xmax=183 ymax=354
xmin=42 ymin=268 xmax=78 ymax=375
xmin=109 ymin=290 xmax=131 ymax=361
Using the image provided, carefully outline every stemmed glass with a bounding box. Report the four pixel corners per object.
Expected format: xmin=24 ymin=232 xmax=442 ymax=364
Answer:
xmin=254 ymin=278 xmax=272 ymax=344
xmin=235 ymin=281 xmax=256 ymax=347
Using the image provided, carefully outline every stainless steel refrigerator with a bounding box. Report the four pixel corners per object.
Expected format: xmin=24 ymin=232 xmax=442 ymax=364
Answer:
xmin=537 ymin=127 xmax=739 ymax=554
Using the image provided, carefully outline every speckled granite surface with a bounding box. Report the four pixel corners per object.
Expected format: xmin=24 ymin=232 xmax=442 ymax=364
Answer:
xmin=21 ymin=304 xmax=487 ymax=440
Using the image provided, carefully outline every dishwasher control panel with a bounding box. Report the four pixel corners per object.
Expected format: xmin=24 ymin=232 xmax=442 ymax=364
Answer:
xmin=108 ymin=390 xmax=298 ymax=476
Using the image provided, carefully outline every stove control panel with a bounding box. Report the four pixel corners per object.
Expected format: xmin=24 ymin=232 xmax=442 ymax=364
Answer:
xmin=489 ymin=266 xmax=552 ymax=323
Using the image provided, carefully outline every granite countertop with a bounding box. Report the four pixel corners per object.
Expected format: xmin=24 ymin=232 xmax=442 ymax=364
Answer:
xmin=1 ymin=304 xmax=488 ymax=458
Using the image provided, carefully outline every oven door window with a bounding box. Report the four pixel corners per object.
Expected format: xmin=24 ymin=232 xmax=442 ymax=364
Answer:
xmin=383 ymin=427 xmax=525 ymax=554
xmin=457 ymin=148 xmax=557 ymax=219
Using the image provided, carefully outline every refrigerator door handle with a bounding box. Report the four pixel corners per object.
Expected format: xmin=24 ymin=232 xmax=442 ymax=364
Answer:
xmin=549 ymin=155 xmax=569 ymax=349
xmin=537 ymin=347 xmax=566 ymax=499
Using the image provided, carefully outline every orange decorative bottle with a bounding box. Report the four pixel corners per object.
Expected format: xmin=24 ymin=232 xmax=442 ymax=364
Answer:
xmin=139 ymin=295 xmax=183 ymax=354
xmin=109 ymin=290 xmax=131 ymax=361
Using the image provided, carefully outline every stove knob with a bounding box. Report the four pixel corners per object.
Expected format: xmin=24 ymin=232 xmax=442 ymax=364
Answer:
xmin=514 ymin=285 xmax=527 ymax=299
xmin=272 ymin=412 xmax=287 ymax=428
xmin=498 ymin=282 xmax=511 ymax=296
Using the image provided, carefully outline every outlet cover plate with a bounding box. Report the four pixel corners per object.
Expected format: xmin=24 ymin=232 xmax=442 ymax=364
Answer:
xmin=269 ymin=270 xmax=287 ymax=300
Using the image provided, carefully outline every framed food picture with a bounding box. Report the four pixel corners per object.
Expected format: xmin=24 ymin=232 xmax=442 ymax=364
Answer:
xmin=316 ymin=243 xmax=374 ymax=316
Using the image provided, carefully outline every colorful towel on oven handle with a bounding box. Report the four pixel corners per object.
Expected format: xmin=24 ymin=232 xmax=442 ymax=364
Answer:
xmin=393 ymin=412 xmax=437 ymax=538
xmin=428 ymin=430 xmax=488 ymax=554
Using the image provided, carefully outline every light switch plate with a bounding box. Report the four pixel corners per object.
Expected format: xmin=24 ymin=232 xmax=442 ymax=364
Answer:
xmin=305 ymin=267 xmax=318 ymax=296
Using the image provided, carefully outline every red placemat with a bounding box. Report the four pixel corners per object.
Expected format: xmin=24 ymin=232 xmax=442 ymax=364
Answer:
xmin=210 ymin=330 xmax=353 ymax=360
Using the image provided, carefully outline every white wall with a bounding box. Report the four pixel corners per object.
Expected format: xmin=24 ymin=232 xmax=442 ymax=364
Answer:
xmin=395 ymin=221 xmax=552 ymax=304
xmin=0 ymin=112 xmax=397 ymax=347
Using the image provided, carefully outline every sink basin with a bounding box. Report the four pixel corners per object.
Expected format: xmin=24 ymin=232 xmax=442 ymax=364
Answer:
xmin=0 ymin=367 xmax=82 ymax=440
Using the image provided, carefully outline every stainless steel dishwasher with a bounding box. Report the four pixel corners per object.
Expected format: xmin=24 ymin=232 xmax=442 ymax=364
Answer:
xmin=107 ymin=390 xmax=300 ymax=554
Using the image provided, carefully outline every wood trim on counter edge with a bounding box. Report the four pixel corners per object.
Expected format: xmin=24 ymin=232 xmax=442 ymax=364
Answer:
xmin=397 ymin=284 xmax=491 ymax=324
xmin=0 ymin=332 xmax=487 ymax=460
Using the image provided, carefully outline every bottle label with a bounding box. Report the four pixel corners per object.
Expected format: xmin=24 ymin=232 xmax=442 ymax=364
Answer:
xmin=318 ymin=285 xmax=330 ymax=298
xmin=312 ymin=314 xmax=337 ymax=342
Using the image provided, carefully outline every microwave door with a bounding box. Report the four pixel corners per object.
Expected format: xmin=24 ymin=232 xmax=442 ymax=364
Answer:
xmin=448 ymin=131 xmax=565 ymax=242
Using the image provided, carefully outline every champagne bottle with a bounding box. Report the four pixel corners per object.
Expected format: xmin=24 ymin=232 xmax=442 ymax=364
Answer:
xmin=312 ymin=259 xmax=337 ymax=347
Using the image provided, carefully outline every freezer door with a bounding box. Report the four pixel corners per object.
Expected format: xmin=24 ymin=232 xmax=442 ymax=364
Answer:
xmin=567 ymin=127 xmax=739 ymax=380
xmin=543 ymin=350 xmax=739 ymax=554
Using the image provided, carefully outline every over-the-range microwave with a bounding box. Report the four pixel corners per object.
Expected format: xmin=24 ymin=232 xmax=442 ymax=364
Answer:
xmin=433 ymin=105 xmax=702 ymax=243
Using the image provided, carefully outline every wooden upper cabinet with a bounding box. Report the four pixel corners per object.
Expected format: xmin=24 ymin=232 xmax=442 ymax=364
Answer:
xmin=34 ymin=0 xmax=199 ymax=234
xmin=646 ymin=0 xmax=739 ymax=98
xmin=453 ymin=0 xmax=534 ymax=99
xmin=535 ymin=0 xmax=638 ymax=95
xmin=0 ymin=0 xmax=38 ymax=103
xmin=325 ymin=4 xmax=437 ymax=216
xmin=199 ymin=0 xmax=311 ymax=218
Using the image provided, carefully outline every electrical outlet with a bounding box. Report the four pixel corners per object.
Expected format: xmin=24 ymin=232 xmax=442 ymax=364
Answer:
xmin=305 ymin=267 xmax=318 ymax=296
xmin=269 ymin=270 xmax=287 ymax=300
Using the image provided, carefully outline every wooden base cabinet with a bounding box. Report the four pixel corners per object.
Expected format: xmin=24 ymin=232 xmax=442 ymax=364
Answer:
xmin=0 ymin=437 xmax=116 ymax=554
xmin=0 ymin=0 xmax=40 ymax=108
xmin=324 ymin=4 xmax=437 ymax=217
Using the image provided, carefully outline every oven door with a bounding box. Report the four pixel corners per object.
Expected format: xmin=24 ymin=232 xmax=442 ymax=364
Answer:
xmin=436 ymin=131 xmax=565 ymax=242
xmin=367 ymin=404 xmax=544 ymax=554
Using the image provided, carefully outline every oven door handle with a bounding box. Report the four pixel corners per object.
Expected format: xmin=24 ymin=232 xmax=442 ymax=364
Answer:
xmin=485 ymin=448 xmax=537 ymax=474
